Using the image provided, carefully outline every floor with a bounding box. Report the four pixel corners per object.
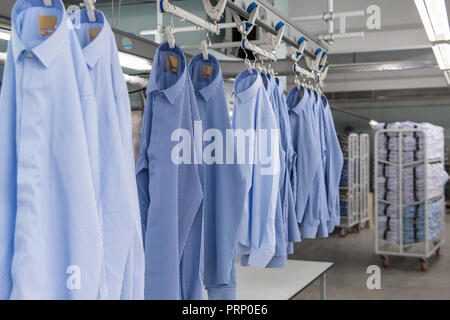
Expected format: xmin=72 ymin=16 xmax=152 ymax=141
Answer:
xmin=290 ymin=214 xmax=450 ymax=300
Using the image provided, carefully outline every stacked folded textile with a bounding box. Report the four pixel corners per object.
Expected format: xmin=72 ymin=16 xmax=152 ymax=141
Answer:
xmin=377 ymin=164 xmax=448 ymax=204
xmin=338 ymin=133 xmax=349 ymax=156
xmin=375 ymin=122 xmax=448 ymax=246
xmin=340 ymin=200 xmax=348 ymax=216
xmin=340 ymin=161 xmax=348 ymax=186
xmin=338 ymin=134 xmax=350 ymax=219
xmin=376 ymin=121 xmax=445 ymax=162
xmin=377 ymin=200 xmax=443 ymax=245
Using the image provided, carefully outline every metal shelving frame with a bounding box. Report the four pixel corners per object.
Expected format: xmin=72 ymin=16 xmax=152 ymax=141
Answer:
xmin=339 ymin=133 xmax=359 ymax=233
xmin=374 ymin=128 xmax=445 ymax=269
xmin=359 ymin=134 xmax=370 ymax=227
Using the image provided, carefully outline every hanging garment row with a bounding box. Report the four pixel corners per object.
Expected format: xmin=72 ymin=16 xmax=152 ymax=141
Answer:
xmin=135 ymin=43 xmax=344 ymax=299
xmin=0 ymin=0 xmax=143 ymax=299
xmin=0 ymin=0 xmax=344 ymax=300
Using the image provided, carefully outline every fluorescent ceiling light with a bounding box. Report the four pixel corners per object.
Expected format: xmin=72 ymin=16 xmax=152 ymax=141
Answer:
xmin=0 ymin=51 xmax=7 ymax=64
xmin=369 ymin=120 xmax=379 ymax=127
xmin=118 ymin=51 xmax=152 ymax=71
xmin=425 ymin=0 xmax=450 ymax=40
xmin=0 ymin=30 xmax=11 ymax=41
xmin=414 ymin=0 xmax=450 ymax=41
xmin=432 ymin=43 xmax=450 ymax=70
xmin=444 ymin=70 xmax=450 ymax=85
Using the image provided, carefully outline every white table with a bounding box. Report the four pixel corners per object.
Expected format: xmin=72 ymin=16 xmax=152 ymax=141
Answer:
xmin=236 ymin=260 xmax=334 ymax=300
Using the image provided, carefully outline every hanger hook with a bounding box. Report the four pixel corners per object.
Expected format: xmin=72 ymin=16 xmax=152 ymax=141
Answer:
xmin=170 ymin=11 xmax=175 ymax=31
xmin=206 ymin=31 xmax=212 ymax=47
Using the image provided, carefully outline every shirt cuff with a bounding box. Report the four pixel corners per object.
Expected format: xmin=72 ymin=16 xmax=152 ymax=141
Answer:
xmin=207 ymin=286 xmax=236 ymax=300
xmin=240 ymin=250 xmax=273 ymax=268
xmin=327 ymin=220 xmax=337 ymax=233
xmin=300 ymin=223 xmax=319 ymax=239
xmin=318 ymin=222 xmax=330 ymax=238
xmin=265 ymin=255 xmax=287 ymax=268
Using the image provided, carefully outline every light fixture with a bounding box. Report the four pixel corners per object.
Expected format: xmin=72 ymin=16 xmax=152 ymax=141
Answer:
xmin=414 ymin=0 xmax=450 ymax=42
xmin=0 ymin=29 xmax=11 ymax=41
xmin=444 ymin=70 xmax=450 ymax=85
xmin=415 ymin=0 xmax=450 ymax=86
xmin=118 ymin=51 xmax=152 ymax=71
xmin=432 ymin=43 xmax=450 ymax=70
xmin=0 ymin=51 xmax=7 ymax=64
xmin=369 ymin=120 xmax=379 ymax=127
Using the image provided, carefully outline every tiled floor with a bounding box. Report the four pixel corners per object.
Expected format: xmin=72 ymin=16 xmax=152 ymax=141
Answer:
xmin=290 ymin=215 xmax=450 ymax=300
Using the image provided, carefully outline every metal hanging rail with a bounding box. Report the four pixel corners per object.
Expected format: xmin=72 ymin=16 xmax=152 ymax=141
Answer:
xmin=226 ymin=0 xmax=327 ymax=60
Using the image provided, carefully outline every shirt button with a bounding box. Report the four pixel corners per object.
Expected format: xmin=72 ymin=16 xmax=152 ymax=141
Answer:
xmin=26 ymin=52 xmax=34 ymax=58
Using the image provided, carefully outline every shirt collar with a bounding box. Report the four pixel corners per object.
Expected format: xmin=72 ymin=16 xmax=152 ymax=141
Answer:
xmin=275 ymin=77 xmax=284 ymax=95
xmin=261 ymin=72 xmax=276 ymax=97
xmin=72 ymin=9 xmax=110 ymax=69
xmin=233 ymin=69 xmax=261 ymax=103
xmin=11 ymin=0 xmax=69 ymax=68
xmin=287 ymin=86 xmax=310 ymax=116
xmin=188 ymin=53 xmax=222 ymax=102
xmin=321 ymin=94 xmax=329 ymax=108
xmin=147 ymin=41 xmax=187 ymax=104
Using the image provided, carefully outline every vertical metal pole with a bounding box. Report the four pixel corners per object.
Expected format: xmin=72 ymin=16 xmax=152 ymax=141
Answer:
xmin=399 ymin=131 xmax=403 ymax=254
xmin=327 ymin=0 xmax=334 ymax=34
xmin=155 ymin=0 xmax=163 ymax=43
xmin=320 ymin=273 xmax=326 ymax=300
xmin=375 ymin=131 xmax=379 ymax=254
xmin=424 ymin=130 xmax=429 ymax=257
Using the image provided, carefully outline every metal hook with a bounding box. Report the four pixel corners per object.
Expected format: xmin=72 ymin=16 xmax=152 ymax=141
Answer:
xmin=242 ymin=35 xmax=253 ymax=74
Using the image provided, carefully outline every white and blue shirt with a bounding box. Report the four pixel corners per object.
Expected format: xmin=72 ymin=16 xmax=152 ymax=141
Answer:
xmin=136 ymin=42 xmax=204 ymax=300
xmin=321 ymin=95 xmax=344 ymax=232
xmin=72 ymin=8 xmax=144 ymax=300
xmin=188 ymin=53 xmax=247 ymax=299
xmin=0 ymin=0 xmax=103 ymax=299
xmin=233 ymin=69 xmax=280 ymax=268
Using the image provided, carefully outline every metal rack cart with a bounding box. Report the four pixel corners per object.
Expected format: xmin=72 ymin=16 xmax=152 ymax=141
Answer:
xmin=359 ymin=134 xmax=370 ymax=228
xmin=375 ymin=128 xmax=446 ymax=271
xmin=338 ymin=133 xmax=360 ymax=236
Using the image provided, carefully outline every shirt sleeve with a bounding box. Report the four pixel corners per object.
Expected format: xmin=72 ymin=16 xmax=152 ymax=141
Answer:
xmin=110 ymin=37 xmax=134 ymax=161
xmin=296 ymin=108 xmax=321 ymax=223
xmin=0 ymin=42 xmax=17 ymax=299
xmin=245 ymin=110 xmax=279 ymax=267
xmin=135 ymin=95 xmax=153 ymax=240
xmin=324 ymin=108 xmax=344 ymax=230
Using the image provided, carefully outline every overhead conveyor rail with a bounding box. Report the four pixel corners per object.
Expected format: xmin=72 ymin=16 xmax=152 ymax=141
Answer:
xmin=0 ymin=0 xmax=327 ymax=71
xmin=228 ymin=0 xmax=327 ymax=60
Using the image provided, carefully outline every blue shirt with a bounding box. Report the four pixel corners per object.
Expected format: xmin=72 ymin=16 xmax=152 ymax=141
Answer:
xmin=260 ymin=73 xmax=290 ymax=268
xmin=287 ymin=87 xmax=323 ymax=239
xmin=321 ymin=95 xmax=344 ymax=232
xmin=233 ymin=69 xmax=280 ymax=268
xmin=0 ymin=0 xmax=103 ymax=299
xmin=72 ymin=9 xmax=144 ymax=300
xmin=188 ymin=53 xmax=247 ymax=299
xmin=136 ymin=42 xmax=204 ymax=300
xmin=310 ymin=91 xmax=331 ymax=237
xmin=274 ymin=78 xmax=300 ymax=245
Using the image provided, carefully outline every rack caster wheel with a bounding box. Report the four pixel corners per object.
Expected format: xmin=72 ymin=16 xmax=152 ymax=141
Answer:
xmin=436 ymin=248 xmax=440 ymax=257
xmin=339 ymin=228 xmax=347 ymax=237
xmin=419 ymin=259 xmax=427 ymax=272
xmin=381 ymin=255 xmax=389 ymax=268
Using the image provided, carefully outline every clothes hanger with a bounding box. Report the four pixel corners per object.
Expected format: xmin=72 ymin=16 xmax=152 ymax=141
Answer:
xmin=201 ymin=40 xmax=209 ymax=60
xmin=201 ymin=31 xmax=211 ymax=60
xmin=242 ymin=41 xmax=253 ymax=74
xmin=82 ymin=0 xmax=97 ymax=23
xmin=166 ymin=26 xmax=175 ymax=49
xmin=165 ymin=13 xmax=176 ymax=49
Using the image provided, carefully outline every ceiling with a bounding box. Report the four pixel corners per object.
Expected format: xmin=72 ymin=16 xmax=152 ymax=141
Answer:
xmin=1 ymin=0 xmax=449 ymax=107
